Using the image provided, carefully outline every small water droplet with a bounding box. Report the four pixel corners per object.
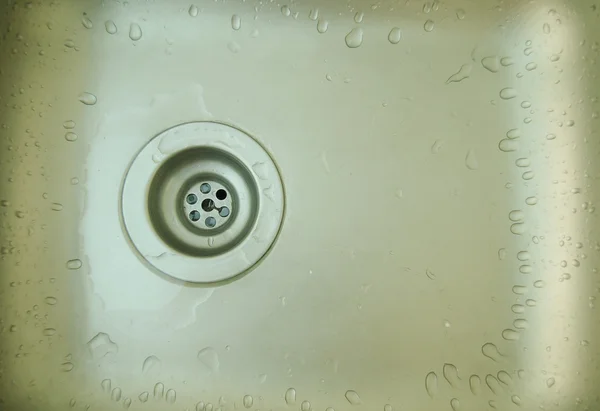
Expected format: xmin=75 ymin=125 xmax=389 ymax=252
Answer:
xmin=281 ymin=5 xmax=291 ymax=16
xmin=446 ymin=64 xmax=472 ymax=83
xmin=388 ymin=27 xmax=401 ymax=44
xmin=450 ymin=398 xmax=460 ymax=411
xmin=78 ymin=92 xmax=97 ymax=105
xmin=66 ymin=259 xmax=82 ymax=270
xmin=526 ymin=299 xmax=536 ymax=307
xmin=139 ymin=392 xmax=149 ymax=403
xmin=543 ymin=23 xmax=550 ymax=33
xmin=500 ymin=57 xmax=514 ymax=66
xmin=105 ymin=20 xmax=117 ymax=34
xmin=43 ymin=328 xmax=56 ymax=336
xmin=45 ymin=296 xmax=58 ymax=305
xmin=129 ymin=23 xmax=142 ymax=41
xmin=63 ymin=120 xmax=76 ymax=129
xmin=101 ymin=379 xmax=111 ymax=393
xmin=546 ymin=377 xmax=555 ymax=387
xmin=189 ymin=4 xmax=199 ymax=17
xmin=252 ymin=162 xmax=269 ymax=180
xmin=481 ymin=56 xmax=500 ymax=73
xmin=61 ymin=361 xmax=74 ymax=372
xmin=443 ymin=363 xmax=460 ymax=387
xmin=153 ymin=383 xmax=164 ymax=399
xmin=354 ymin=11 xmax=364 ymax=23
xmin=498 ymin=248 xmax=507 ymax=260
xmin=465 ymin=149 xmax=479 ymax=170
xmin=301 ymin=401 xmax=311 ymax=411
xmin=515 ymin=158 xmax=530 ymax=167
xmin=166 ymin=389 xmax=176 ymax=404
xmin=522 ymin=171 xmax=535 ymax=180
xmin=345 ymin=390 xmax=361 ymax=405
xmin=243 ymin=395 xmax=253 ymax=408
xmin=469 ymin=375 xmax=481 ymax=395
xmin=142 ymin=355 xmax=161 ymax=374
xmin=500 ymin=88 xmax=517 ymax=100
xmin=425 ymin=371 xmax=438 ymax=398
xmin=82 ymin=16 xmax=93 ymax=29
xmin=123 ymin=398 xmax=132 ymax=409
xmin=424 ymin=19 xmax=435 ymax=32
xmin=317 ymin=19 xmax=329 ymax=33
xmin=285 ymin=388 xmax=296 ymax=405
xmin=231 ymin=14 xmax=241 ymax=30
xmin=499 ymin=138 xmax=519 ymax=152
xmin=383 ymin=405 xmax=392 ymax=411
xmin=502 ymin=329 xmax=519 ymax=341
xmin=525 ymin=62 xmax=537 ymax=71
xmin=511 ymin=395 xmax=522 ymax=406
xmin=513 ymin=318 xmax=528 ymax=329
xmin=197 ymin=347 xmax=219 ymax=372
xmin=64 ymin=132 xmax=78 ymax=142
xmin=111 ymin=387 xmax=122 ymax=402
xmin=482 ymin=342 xmax=501 ymax=361
xmin=455 ymin=9 xmax=466 ymax=19
xmin=345 ymin=28 xmax=364 ymax=48
xmin=309 ymin=8 xmax=319 ymax=20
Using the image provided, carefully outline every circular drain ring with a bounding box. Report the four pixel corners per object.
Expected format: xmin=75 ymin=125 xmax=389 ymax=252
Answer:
xmin=121 ymin=122 xmax=285 ymax=283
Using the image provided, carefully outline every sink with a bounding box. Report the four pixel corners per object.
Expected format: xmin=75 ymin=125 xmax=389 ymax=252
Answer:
xmin=1 ymin=0 xmax=599 ymax=410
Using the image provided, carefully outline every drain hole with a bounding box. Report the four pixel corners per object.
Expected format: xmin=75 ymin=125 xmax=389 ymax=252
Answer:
xmin=201 ymin=198 xmax=215 ymax=212
xmin=186 ymin=193 xmax=198 ymax=205
xmin=219 ymin=207 xmax=230 ymax=217
xmin=216 ymin=189 xmax=228 ymax=200
xmin=189 ymin=210 xmax=201 ymax=222
xmin=200 ymin=183 xmax=211 ymax=194
xmin=205 ymin=216 xmax=216 ymax=228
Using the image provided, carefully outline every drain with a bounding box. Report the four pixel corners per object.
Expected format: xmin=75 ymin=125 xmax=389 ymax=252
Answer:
xmin=121 ymin=122 xmax=285 ymax=283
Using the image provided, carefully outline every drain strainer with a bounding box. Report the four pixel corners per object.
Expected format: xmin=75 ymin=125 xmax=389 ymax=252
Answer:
xmin=121 ymin=122 xmax=285 ymax=283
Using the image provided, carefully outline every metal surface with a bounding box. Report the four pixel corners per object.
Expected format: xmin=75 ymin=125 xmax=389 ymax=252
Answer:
xmin=0 ymin=0 xmax=599 ymax=410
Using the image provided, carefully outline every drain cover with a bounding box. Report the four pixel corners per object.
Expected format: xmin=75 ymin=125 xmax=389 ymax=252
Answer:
xmin=121 ymin=122 xmax=285 ymax=283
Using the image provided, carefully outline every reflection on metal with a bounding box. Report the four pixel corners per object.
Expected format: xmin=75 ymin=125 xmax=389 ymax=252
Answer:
xmin=0 ymin=0 xmax=598 ymax=410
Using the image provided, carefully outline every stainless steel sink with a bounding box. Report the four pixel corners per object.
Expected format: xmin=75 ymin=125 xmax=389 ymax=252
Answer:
xmin=1 ymin=0 xmax=599 ymax=410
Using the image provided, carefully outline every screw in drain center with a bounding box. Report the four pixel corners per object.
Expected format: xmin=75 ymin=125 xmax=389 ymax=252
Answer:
xmin=120 ymin=122 xmax=285 ymax=283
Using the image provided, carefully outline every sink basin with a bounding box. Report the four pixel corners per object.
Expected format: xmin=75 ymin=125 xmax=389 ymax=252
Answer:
xmin=1 ymin=0 xmax=599 ymax=410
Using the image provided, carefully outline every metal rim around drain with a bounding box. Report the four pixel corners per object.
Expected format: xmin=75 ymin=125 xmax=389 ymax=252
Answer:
xmin=121 ymin=121 xmax=285 ymax=283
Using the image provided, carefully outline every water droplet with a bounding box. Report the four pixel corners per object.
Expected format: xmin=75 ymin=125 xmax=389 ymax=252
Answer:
xmin=499 ymin=138 xmax=518 ymax=152
xmin=513 ymin=318 xmax=528 ymax=329
xmin=45 ymin=296 xmax=58 ymax=305
xmin=123 ymin=398 xmax=132 ymax=409
xmin=166 ymin=389 xmax=176 ymax=404
xmin=465 ymin=149 xmax=479 ymax=170
xmin=189 ymin=4 xmax=199 ymax=17
xmin=519 ymin=265 xmax=532 ymax=274
xmin=101 ymin=379 xmax=111 ymax=393
xmin=87 ymin=332 xmax=118 ymax=360
xmin=522 ymin=171 xmax=534 ymax=180
xmin=61 ymin=361 xmax=74 ymax=372
xmin=243 ymin=395 xmax=253 ymax=408
xmin=43 ymin=328 xmax=56 ymax=336
xmin=231 ymin=14 xmax=241 ymax=30
xmin=383 ymin=405 xmax=392 ymax=411
xmin=71 ymin=177 xmax=80 ymax=185
xmin=111 ymin=387 xmax=122 ymax=402
xmin=50 ymin=202 xmax=63 ymax=212
xmin=523 ymin=47 xmax=533 ymax=56
xmin=139 ymin=392 xmax=149 ymax=403
xmin=354 ymin=12 xmax=364 ymax=23
xmin=500 ymin=88 xmax=517 ymax=100
xmin=430 ymin=139 xmax=444 ymax=154
xmin=515 ymin=158 xmax=530 ymax=167
xmin=66 ymin=259 xmax=82 ymax=270
xmin=543 ymin=23 xmax=550 ymax=33
xmin=502 ymin=329 xmax=519 ymax=341
xmin=63 ymin=120 xmax=76 ymax=129
xmin=525 ymin=62 xmax=537 ymax=71
xmin=446 ymin=64 xmax=472 ymax=83
xmin=105 ymin=20 xmax=118 ymax=34
xmin=512 ymin=285 xmax=527 ymax=295
xmin=81 ymin=16 xmax=93 ymax=29
xmin=424 ymin=19 xmax=435 ymax=32
xmin=482 ymin=342 xmax=501 ymax=361
xmin=153 ymin=383 xmax=164 ymax=399
xmin=64 ymin=39 xmax=76 ymax=48
xmin=129 ymin=23 xmax=142 ymax=41
xmin=485 ymin=374 xmax=501 ymax=394
xmin=533 ymin=280 xmax=545 ymax=288
xmin=388 ymin=27 xmax=401 ymax=44
xmin=481 ymin=56 xmax=500 ymax=73
xmin=450 ymin=398 xmax=460 ymax=411
xmin=345 ymin=390 xmax=361 ymax=405
xmin=425 ymin=371 xmax=438 ymax=398
xmin=142 ymin=355 xmax=161 ymax=374
xmin=309 ymin=9 xmax=319 ymax=20
xmin=197 ymin=347 xmax=219 ymax=372
xmin=468 ymin=374 xmax=481 ymax=395
xmin=345 ymin=28 xmax=364 ymax=48
xmin=443 ymin=363 xmax=460 ymax=387
xmin=252 ymin=162 xmax=269 ymax=180
xmin=301 ymin=401 xmax=311 ymax=411
xmin=281 ymin=5 xmax=291 ymax=17
xmin=546 ymin=133 xmax=556 ymax=140
xmin=546 ymin=377 xmax=555 ymax=387
xmin=455 ymin=9 xmax=466 ymax=19
xmin=285 ymin=388 xmax=296 ymax=405
xmin=511 ymin=395 xmax=522 ymax=406
xmin=78 ymin=92 xmax=97 ymax=105
xmin=500 ymin=57 xmax=514 ymax=66
xmin=526 ymin=299 xmax=536 ymax=307
xmin=317 ymin=19 xmax=329 ymax=33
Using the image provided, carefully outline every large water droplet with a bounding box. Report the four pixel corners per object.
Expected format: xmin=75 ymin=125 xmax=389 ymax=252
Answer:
xmin=502 ymin=329 xmax=519 ymax=341
xmin=485 ymin=374 xmax=501 ymax=394
xmin=139 ymin=392 xmax=149 ymax=403
xmin=443 ymin=363 xmax=460 ymax=387
xmin=465 ymin=149 xmax=479 ymax=170
xmin=87 ymin=332 xmax=118 ymax=360
xmin=309 ymin=9 xmax=319 ymax=20
xmin=285 ymin=388 xmax=296 ymax=405
xmin=243 ymin=395 xmax=253 ymax=408
xmin=65 ymin=132 xmax=78 ymax=142
xmin=105 ymin=20 xmax=117 ymax=34
xmin=197 ymin=347 xmax=219 ymax=372
xmin=510 ymin=222 xmax=525 ymax=235
xmin=231 ymin=15 xmax=241 ymax=30
xmin=450 ymin=398 xmax=460 ymax=411
xmin=281 ymin=5 xmax=291 ymax=17
xmin=66 ymin=259 xmax=82 ymax=270
xmin=515 ymin=158 xmax=530 ymax=167
xmin=317 ymin=19 xmax=329 ymax=33
xmin=481 ymin=56 xmax=500 ymax=73
xmin=499 ymin=138 xmax=518 ymax=152
xmin=82 ymin=16 xmax=93 ymax=29
xmin=153 ymin=382 xmax=164 ymax=399
xmin=129 ymin=23 xmax=142 ymax=41
xmin=78 ymin=92 xmax=97 ymax=105
xmin=446 ymin=64 xmax=472 ymax=83
xmin=424 ymin=19 xmax=435 ymax=32
xmin=301 ymin=401 xmax=311 ymax=411
xmin=63 ymin=120 xmax=76 ymax=129
xmin=345 ymin=390 xmax=361 ymax=405
xmin=499 ymin=88 xmax=517 ymax=100
xmin=166 ymin=389 xmax=176 ymax=404
xmin=142 ymin=355 xmax=161 ymax=374
xmin=425 ymin=371 xmax=438 ymax=398
xmin=345 ymin=28 xmax=364 ymax=48
xmin=497 ymin=370 xmax=513 ymax=385
xmin=189 ymin=5 xmax=199 ymax=17
xmin=512 ymin=304 xmax=525 ymax=314
xmin=482 ymin=342 xmax=501 ymax=361
xmin=111 ymin=387 xmax=122 ymax=402
xmin=101 ymin=379 xmax=111 ymax=393
xmin=388 ymin=27 xmax=401 ymax=44
xmin=469 ymin=375 xmax=481 ymax=395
